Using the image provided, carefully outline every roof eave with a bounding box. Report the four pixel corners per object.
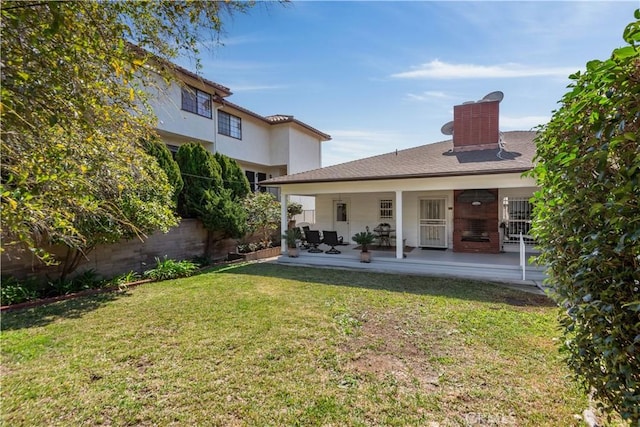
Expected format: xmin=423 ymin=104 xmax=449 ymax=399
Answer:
xmin=261 ymin=167 xmax=533 ymax=186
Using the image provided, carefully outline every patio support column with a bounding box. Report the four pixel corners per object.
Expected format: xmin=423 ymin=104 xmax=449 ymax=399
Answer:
xmin=395 ymin=190 xmax=403 ymax=259
xmin=281 ymin=193 xmax=289 ymax=255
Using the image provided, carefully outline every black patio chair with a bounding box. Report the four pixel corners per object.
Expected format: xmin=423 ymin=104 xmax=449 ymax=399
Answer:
xmin=305 ymin=230 xmax=324 ymax=253
xmin=301 ymin=225 xmax=311 ymax=247
xmin=322 ymin=230 xmax=341 ymax=254
xmin=295 ymin=227 xmax=309 ymax=249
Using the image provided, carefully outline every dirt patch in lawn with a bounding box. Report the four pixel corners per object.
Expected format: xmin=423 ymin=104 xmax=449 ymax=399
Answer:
xmin=339 ymin=310 xmax=446 ymax=393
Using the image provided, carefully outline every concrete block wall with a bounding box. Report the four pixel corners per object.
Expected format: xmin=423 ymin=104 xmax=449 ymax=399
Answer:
xmin=1 ymin=219 xmax=213 ymax=282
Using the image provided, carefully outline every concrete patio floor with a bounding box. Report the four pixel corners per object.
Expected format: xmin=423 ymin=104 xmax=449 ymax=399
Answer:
xmin=273 ymin=243 xmax=548 ymax=294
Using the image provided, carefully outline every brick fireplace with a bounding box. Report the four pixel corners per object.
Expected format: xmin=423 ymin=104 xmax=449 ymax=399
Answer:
xmin=453 ymin=189 xmax=500 ymax=253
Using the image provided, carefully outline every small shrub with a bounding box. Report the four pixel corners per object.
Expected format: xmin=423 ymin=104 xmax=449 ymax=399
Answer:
xmin=47 ymin=269 xmax=103 ymax=296
xmin=0 ymin=276 xmax=39 ymax=306
xmin=72 ymin=269 xmax=103 ymax=290
xmin=143 ymin=256 xmax=199 ymax=281
xmin=191 ymin=255 xmax=212 ymax=267
xmin=107 ymin=271 xmax=142 ymax=286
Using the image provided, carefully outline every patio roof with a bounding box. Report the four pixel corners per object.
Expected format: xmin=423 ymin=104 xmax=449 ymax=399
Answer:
xmin=262 ymin=130 xmax=537 ymax=185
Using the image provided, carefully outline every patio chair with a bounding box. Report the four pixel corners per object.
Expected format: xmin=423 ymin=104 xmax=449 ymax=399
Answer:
xmin=305 ymin=230 xmax=324 ymax=253
xmin=322 ymin=230 xmax=341 ymax=254
xmin=295 ymin=227 xmax=309 ymax=249
xmin=300 ymin=225 xmax=312 ymax=249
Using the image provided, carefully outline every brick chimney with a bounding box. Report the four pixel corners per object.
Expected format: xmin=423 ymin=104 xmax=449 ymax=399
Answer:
xmin=452 ymin=98 xmax=500 ymax=152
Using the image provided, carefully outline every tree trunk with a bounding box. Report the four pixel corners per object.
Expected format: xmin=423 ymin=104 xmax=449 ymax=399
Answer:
xmin=60 ymin=246 xmax=93 ymax=282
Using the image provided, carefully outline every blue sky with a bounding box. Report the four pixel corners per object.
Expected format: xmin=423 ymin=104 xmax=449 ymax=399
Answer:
xmin=184 ymin=1 xmax=637 ymax=166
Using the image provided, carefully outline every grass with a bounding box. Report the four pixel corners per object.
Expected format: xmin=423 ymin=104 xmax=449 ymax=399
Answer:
xmin=0 ymin=263 xmax=597 ymax=426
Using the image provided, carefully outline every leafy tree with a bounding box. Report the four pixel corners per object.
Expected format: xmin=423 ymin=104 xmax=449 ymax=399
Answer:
xmin=175 ymin=143 xmax=246 ymax=256
xmin=1 ymin=1 xmax=251 ymax=267
xmin=141 ymin=136 xmax=183 ymax=205
xmin=529 ymin=11 xmax=640 ymax=422
xmin=243 ymin=192 xmax=282 ymax=248
xmin=214 ymin=152 xmax=251 ymax=200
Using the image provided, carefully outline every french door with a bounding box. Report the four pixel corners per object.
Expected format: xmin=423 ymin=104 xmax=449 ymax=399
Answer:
xmin=419 ymin=198 xmax=447 ymax=248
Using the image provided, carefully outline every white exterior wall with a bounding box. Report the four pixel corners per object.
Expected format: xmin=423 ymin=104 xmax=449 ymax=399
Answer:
xmin=148 ymin=77 xmax=215 ymax=144
xmin=314 ymin=191 xmax=452 ymax=248
xmin=216 ymin=112 xmax=271 ymax=165
xmin=282 ymin=173 xmax=537 ymax=248
xmin=269 ymin=126 xmax=290 ymax=167
xmin=287 ymin=127 xmax=322 ymax=173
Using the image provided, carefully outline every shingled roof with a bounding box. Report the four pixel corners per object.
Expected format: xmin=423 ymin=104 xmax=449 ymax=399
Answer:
xmin=262 ymin=130 xmax=537 ymax=185
xmin=215 ymin=100 xmax=332 ymax=141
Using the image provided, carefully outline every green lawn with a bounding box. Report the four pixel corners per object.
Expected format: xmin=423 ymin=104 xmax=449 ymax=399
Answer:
xmin=2 ymin=263 xmax=589 ymax=426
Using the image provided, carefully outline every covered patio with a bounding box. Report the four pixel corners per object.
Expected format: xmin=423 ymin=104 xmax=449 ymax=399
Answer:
xmin=275 ymin=241 xmax=547 ymax=291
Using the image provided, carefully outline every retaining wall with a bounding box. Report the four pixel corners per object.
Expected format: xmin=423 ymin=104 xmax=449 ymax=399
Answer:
xmin=1 ymin=219 xmax=239 ymax=282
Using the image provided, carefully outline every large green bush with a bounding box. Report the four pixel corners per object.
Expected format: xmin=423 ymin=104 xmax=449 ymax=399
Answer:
xmin=214 ymin=152 xmax=251 ymax=200
xmin=529 ymin=11 xmax=640 ymax=422
xmin=175 ymin=143 xmax=247 ymax=256
xmin=142 ymin=136 xmax=183 ymax=205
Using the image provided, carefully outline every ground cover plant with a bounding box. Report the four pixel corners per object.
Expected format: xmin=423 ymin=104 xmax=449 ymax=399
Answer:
xmin=1 ymin=263 xmax=607 ymax=426
xmin=1 ymin=257 xmax=201 ymax=307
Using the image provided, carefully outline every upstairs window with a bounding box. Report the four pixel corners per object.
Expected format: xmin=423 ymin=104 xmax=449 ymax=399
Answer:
xmin=218 ymin=110 xmax=242 ymax=139
xmin=181 ymin=85 xmax=212 ymax=118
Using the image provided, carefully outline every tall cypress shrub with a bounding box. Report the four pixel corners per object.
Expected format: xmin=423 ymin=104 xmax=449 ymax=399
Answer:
xmin=175 ymin=143 xmax=246 ymax=256
xmin=141 ymin=136 xmax=183 ymax=206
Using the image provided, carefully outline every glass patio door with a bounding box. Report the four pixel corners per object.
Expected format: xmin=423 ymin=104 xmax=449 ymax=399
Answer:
xmin=419 ymin=198 xmax=447 ymax=248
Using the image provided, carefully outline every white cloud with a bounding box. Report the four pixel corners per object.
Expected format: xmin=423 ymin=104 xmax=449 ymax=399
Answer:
xmin=405 ymin=91 xmax=452 ymax=101
xmin=500 ymin=115 xmax=549 ymax=130
xmin=391 ymin=59 xmax=578 ymax=80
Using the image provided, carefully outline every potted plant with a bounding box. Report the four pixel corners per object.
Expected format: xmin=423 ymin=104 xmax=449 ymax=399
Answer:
xmin=352 ymin=231 xmax=376 ymax=263
xmin=287 ymin=201 xmax=303 ymax=229
xmin=283 ymin=228 xmax=302 ymax=257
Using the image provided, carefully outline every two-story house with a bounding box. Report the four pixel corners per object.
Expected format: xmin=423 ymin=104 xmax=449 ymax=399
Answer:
xmin=145 ymin=61 xmax=331 ymax=219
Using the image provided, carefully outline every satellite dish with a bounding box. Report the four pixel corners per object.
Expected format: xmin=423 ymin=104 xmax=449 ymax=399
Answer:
xmin=440 ymin=121 xmax=454 ymax=136
xmin=481 ymin=91 xmax=504 ymax=103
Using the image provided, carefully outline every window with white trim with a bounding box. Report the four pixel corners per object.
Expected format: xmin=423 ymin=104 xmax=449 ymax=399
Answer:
xmin=501 ymin=197 xmax=535 ymax=245
xmin=379 ymin=199 xmax=393 ymax=219
xmin=218 ymin=111 xmax=242 ymax=139
xmin=181 ymin=85 xmax=212 ymax=118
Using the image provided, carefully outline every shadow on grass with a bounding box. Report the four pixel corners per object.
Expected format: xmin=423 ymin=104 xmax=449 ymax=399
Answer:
xmin=0 ymin=291 xmax=130 ymax=331
xmin=211 ymin=261 xmax=554 ymax=308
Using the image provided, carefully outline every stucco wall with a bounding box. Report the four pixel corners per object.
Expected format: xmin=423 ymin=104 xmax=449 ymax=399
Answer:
xmin=287 ymin=127 xmax=322 ymax=173
xmin=216 ymin=112 xmax=271 ymax=165
xmin=148 ymin=77 xmax=216 ymax=144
